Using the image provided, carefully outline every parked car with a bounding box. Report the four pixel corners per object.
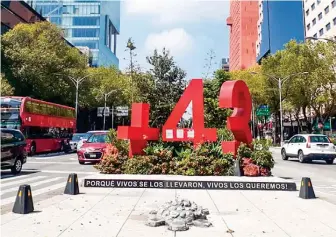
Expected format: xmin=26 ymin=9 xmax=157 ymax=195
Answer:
xmin=1 ymin=128 xmax=27 ymax=174
xmin=281 ymin=134 xmax=336 ymax=164
xmin=69 ymin=133 xmax=92 ymax=152
xmin=77 ymin=132 xmax=109 ymax=165
xmin=76 ymin=130 xmax=108 ymax=151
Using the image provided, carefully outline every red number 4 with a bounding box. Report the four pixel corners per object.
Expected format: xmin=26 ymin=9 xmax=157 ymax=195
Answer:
xmin=117 ymin=79 xmax=252 ymax=157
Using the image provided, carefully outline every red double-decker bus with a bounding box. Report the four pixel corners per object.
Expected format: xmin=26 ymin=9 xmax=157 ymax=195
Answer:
xmin=1 ymin=96 xmax=76 ymax=155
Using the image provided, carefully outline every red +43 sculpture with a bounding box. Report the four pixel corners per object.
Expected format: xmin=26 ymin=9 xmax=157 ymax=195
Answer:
xmin=117 ymin=79 xmax=252 ymax=157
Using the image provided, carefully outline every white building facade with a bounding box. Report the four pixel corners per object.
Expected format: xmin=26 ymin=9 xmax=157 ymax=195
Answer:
xmin=304 ymin=0 xmax=336 ymax=39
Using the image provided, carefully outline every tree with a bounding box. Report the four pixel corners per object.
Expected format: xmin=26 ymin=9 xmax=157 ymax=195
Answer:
xmin=1 ymin=74 xmax=14 ymax=96
xmin=203 ymin=69 xmax=231 ymax=127
xmin=261 ymin=40 xmax=336 ymax=132
xmin=1 ymin=21 xmax=88 ymax=106
xmin=202 ymin=49 xmax=217 ymax=80
xmin=146 ymin=48 xmax=187 ymax=127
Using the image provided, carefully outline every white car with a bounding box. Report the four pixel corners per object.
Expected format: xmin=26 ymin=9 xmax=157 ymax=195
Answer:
xmin=281 ymin=134 xmax=336 ymax=164
xmin=76 ymin=130 xmax=109 ymax=151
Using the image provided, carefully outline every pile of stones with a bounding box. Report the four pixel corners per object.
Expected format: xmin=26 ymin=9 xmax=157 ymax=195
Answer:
xmin=146 ymin=198 xmax=212 ymax=231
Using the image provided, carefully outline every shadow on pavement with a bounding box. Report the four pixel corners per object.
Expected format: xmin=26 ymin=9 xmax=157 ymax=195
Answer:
xmin=1 ymin=169 xmax=40 ymax=179
xmin=287 ymin=159 xmax=336 ymax=165
xmin=29 ymin=151 xmax=75 ymax=158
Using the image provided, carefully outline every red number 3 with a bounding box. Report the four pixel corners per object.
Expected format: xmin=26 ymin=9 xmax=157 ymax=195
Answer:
xmin=219 ymin=80 xmax=252 ymax=155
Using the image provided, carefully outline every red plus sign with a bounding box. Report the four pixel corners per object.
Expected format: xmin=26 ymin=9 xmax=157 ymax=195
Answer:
xmin=117 ymin=103 xmax=159 ymax=157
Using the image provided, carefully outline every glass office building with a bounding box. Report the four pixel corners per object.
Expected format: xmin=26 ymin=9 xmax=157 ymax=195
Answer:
xmin=26 ymin=0 xmax=120 ymax=67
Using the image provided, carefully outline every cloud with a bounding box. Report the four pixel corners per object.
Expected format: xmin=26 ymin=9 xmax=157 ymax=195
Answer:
xmin=145 ymin=28 xmax=194 ymax=57
xmin=124 ymin=0 xmax=229 ymax=25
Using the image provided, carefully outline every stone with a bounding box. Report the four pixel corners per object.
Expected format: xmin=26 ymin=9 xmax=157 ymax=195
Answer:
xmin=169 ymin=211 xmax=179 ymax=218
xmin=146 ymin=217 xmax=165 ymax=227
xmin=149 ymin=210 xmax=157 ymax=215
xmin=176 ymin=206 xmax=184 ymax=212
xmin=179 ymin=211 xmax=186 ymax=218
xmin=201 ymin=208 xmax=210 ymax=215
xmin=168 ymin=219 xmax=189 ymax=231
xmin=193 ymin=219 xmax=212 ymax=228
xmin=190 ymin=204 xmax=197 ymax=211
xmin=183 ymin=200 xmax=191 ymax=207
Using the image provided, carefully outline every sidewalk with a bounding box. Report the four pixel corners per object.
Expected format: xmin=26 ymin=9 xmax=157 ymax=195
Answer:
xmin=1 ymin=174 xmax=336 ymax=237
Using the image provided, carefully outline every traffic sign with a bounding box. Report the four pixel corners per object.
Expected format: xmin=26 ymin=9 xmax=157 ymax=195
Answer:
xmin=97 ymin=107 xmax=110 ymax=117
xmin=256 ymin=105 xmax=270 ymax=117
xmin=116 ymin=106 xmax=128 ymax=117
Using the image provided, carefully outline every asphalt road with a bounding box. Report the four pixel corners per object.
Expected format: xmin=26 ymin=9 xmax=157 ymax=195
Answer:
xmin=271 ymin=147 xmax=336 ymax=205
xmin=0 ymin=152 xmax=97 ymax=214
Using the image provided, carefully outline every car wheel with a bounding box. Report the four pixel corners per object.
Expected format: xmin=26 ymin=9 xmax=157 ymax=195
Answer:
xmin=30 ymin=143 xmax=36 ymax=156
xmin=11 ymin=158 xmax=23 ymax=174
xmin=79 ymin=161 xmax=85 ymax=165
xmin=326 ymin=159 xmax=334 ymax=164
xmin=281 ymin=149 xmax=288 ymax=160
xmin=298 ymin=150 xmax=305 ymax=163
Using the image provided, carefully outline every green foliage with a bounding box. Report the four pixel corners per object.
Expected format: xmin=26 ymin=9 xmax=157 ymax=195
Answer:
xmin=0 ymin=74 xmax=14 ymax=96
xmin=107 ymin=129 xmax=129 ymax=156
xmin=217 ymin=128 xmax=234 ymax=142
xmin=237 ymin=143 xmax=252 ymax=159
xmin=251 ymin=150 xmax=275 ymax=169
xmin=1 ymin=22 xmax=87 ymax=106
xmin=252 ymin=139 xmax=272 ymax=151
xmin=146 ymin=48 xmax=187 ymax=128
xmin=204 ymin=70 xmax=232 ymax=128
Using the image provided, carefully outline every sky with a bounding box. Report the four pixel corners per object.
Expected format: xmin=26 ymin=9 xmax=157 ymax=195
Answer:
xmin=117 ymin=0 xmax=230 ymax=80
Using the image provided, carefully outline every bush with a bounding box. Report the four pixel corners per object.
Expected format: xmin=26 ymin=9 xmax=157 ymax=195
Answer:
xmin=251 ymin=150 xmax=275 ymax=169
xmin=237 ymin=143 xmax=252 ymax=159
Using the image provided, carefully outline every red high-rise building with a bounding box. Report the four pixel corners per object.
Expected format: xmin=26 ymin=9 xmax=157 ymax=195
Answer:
xmin=226 ymin=0 xmax=259 ymax=71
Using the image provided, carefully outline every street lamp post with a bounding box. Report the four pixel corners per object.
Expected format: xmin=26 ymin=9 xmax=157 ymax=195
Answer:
xmin=56 ymin=74 xmax=92 ymax=121
xmin=103 ymin=90 xmax=116 ymax=130
xmin=251 ymin=71 xmax=308 ymax=145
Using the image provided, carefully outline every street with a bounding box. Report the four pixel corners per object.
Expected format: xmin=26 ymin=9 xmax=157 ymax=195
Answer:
xmin=1 ymin=149 xmax=336 ymax=216
xmin=271 ymin=147 xmax=336 ymax=205
xmin=0 ymin=152 xmax=97 ymax=214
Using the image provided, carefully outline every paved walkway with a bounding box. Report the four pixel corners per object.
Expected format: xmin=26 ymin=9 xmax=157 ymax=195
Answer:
xmin=1 ymin=174 xmax=336 ymax=237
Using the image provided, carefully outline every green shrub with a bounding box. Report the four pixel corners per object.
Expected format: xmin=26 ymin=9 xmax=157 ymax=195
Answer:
xmin=237 ymin=143 xmax=252 ymax=159
xmin=252 ymin=139 xmax=272 ymax=151
xmin=108 ymin=129 xmax=129 ymax=156
xmin=251 ymin=150 xmax=274 ymax=169
xmin=217 ymin=128 xmax=234 ymax=142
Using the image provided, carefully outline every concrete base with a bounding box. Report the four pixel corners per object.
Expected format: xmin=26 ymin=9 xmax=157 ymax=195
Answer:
xmin=1 ymin=174 xmax=336 ymax=237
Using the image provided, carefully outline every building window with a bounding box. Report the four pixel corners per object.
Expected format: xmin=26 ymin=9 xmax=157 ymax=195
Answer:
xmin=326 ymin=23 xmax=331 ymax=31
xmin=311 ymin=3 xmax=315 ymax=10
xmin=313 ymin=33 xmax=317 ymax=38
xmin=307 ymin=23 xmax=311 ymax=30
xmin=332 ymin=1 xmax=336 ymax=8
xmin=325 ymin=6 xmax=329 ymax=14
xmin=73 ymin=29 xmax=99 ymax=37
xmin=319 ymin=28 xmax=323 ymax=36
xmin=312 ymin=18 xmax=316 ymax=25
xmin=73 ymin=41 xmax=98 ymax=49
xmin=318 ymin=12 xmax=322 ymax=20
xmin=306 ymin=9 xmax=309 ymax=16
xmin=73 ymin=17 xmax=99 ymax=26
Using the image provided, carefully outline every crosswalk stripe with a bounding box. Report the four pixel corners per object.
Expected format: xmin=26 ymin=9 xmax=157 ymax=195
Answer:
xmin=1 ymin=174 xmax=37 ymax=182
xmin=0 ymin=176 xmax=46 ymax=189
xmin=1 ymin=182 xmax=66 ymax=206
xmin=1 ymin=177 xmax=63 ymax=195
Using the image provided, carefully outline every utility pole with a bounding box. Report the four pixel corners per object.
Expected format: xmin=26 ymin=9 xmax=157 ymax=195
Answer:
xmin=102 ymin=90 xmax=116 ymax=130
xmin=251 ymin=71 xmax=308 ymax=145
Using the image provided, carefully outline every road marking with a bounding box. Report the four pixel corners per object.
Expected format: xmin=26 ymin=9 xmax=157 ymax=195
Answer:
xmin=28 ymin=170 xmax=97 ymax=175
xmin=1 ymin=177 xmax=63 ymax=195
xmin=27 ymin=162 xmax=79 ymax=165
xmin=1 ymin=182 xmax=67 ymax=206
xmin=0 ymin=176 xmax=46 ymax=188
xmin=1 ymin=174 xmax=37 ymax=181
